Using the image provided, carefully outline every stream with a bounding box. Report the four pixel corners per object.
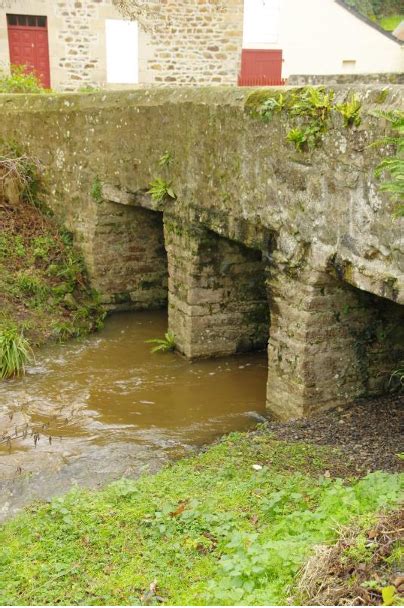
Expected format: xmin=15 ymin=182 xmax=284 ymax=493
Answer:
xmin=0 ymin=310 xmax=268 ymax=520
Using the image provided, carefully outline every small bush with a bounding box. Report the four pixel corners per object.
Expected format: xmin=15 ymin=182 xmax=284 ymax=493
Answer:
xmin=32 ymin=236 xmax=54 ymax=259
xmin=0 ymin=65 xmax=46 ymax=94
xmin=289 ymin=86 xmax=334 ymax=122
xmin=0 ymin=324 xmax=33 ymax=379
xmin=148 ymin=178 xmax=176 ymax=203
xmin=287 ymin=124 xmax=323 ymax=152
xmin=77 ymin=85 xmax=101 ymax=93
xmin=257 ymin=94 xmax=286 ymax=122
xmin=15 ymin=273 xmax=49 ymax=303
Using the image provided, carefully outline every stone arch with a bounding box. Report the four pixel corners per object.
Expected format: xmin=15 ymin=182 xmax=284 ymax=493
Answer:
xmin=84 ymin=199 xmax=168 ymax=311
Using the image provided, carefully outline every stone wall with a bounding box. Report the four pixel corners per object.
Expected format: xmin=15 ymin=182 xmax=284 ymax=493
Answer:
xmin=144 ymin=0 xmax=243 ymax=85
xmin=288 ymin=73 xmax=404 ymax=86
xmin=55 ymin=0 xmax=108 ymax=89
xmin=0 ymin=86 xmax=402 ymax=419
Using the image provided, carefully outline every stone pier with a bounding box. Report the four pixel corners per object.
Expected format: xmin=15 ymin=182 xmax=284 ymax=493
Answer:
xmin=164 ymin=216 xmax=269 ymax=359
xmin=267 ymin=265 xmax=404 ymax=419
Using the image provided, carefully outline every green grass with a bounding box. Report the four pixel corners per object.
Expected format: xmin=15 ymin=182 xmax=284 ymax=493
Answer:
xmin=378 ymin=14 xmax=403 ymax=30
xmin=0 ymin=322 xmax=33 ymax=379
xmin=0 ymin=433 xmax=402 ymax=605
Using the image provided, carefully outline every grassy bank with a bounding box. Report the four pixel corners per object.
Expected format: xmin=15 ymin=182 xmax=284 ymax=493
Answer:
xmin=0 ymin=147 xmax=105 ymax=376
xmin=0 ymin=432 xmax=402 ymax=606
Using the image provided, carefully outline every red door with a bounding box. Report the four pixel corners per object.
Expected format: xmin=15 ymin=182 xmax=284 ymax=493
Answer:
xmin=239 ymin=49 xmax=284 ymax=86
xmin=7 ymin=14 xmax=51 ymax=88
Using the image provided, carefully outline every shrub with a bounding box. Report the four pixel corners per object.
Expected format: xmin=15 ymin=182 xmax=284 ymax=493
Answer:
xmin=147 ymin=178 xmax=176 ymax=203
xmin=258 ymin=93 xmax=286 ymax=122
xmin=0 ymin=65 xmax=46 ymax=94
xmin=15 ymin=273 xmax=49 ymax=304
xmin=0 ymin=324 xmax=33 ymax=379
xmin=158 ymin=151 xmax=173 ymax=167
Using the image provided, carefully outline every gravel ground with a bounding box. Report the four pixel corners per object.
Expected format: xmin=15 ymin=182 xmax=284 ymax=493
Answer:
xmin=264 ymin=394 xmax=403 ymax=475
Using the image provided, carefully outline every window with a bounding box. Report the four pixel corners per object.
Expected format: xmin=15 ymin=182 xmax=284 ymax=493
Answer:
xmin=105 ymin=19 xmax=139 ymax=84
xmin=243 ymin=0 xmax=281 ymax=46
xmin=342 ymin=60 xmax=356 ymax=71
xmin=7 ymin=14 xmax=47 ymax=28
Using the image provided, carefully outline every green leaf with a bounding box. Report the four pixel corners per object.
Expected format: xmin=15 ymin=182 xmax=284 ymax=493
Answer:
xmin=382 ymin=585 xmax=396 ymax=606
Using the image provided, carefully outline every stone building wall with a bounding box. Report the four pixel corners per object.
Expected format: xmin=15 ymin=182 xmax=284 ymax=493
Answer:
xmin=0 ymin=0 xmax=126 ymax=90
xmin=0 ymin=0 xmax=243 ymax=90
xmin=144 ymin=0 xmax=243 ymax=85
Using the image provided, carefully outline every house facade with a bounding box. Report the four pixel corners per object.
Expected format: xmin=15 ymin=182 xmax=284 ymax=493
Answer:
xmin=0 ymin=0 xmax=243 ymax=90
xmin=0 ymin=0 xmax=402 ymax=91
xmin=241 ymin=0 xmax=403 ymax=84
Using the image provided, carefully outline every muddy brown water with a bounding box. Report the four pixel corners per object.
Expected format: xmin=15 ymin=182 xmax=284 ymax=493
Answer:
xmin=0 ymin=310 xmax=268 ymax=520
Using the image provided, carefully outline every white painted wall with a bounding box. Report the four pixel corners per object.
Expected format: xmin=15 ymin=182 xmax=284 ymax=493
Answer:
xmin=243 ymin=0 xmax=404 ymax=76
xmin=105 ymin=18 xmax=138 ymax=84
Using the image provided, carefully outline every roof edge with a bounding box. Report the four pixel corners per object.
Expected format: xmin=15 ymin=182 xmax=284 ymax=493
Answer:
xmin=334 ymin=0 xmax=403 ymax=45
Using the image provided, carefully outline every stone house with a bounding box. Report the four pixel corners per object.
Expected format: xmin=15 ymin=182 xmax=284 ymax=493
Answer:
xmin=0 ymin=0 xmax=402 ymax=91
xmin=0 ymin=0 xmax=243 ymax=90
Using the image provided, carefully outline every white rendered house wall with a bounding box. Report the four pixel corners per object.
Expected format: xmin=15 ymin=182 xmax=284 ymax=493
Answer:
xmin=242 ymin=0 xmax=403 ymax=76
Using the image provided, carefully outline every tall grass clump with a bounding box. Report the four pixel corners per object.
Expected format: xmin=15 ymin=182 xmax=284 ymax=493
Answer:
xmin=0 ymin=324 xmax=33 ymax=379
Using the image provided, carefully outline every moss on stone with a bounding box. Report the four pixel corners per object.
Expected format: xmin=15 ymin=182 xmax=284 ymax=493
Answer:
xmin=244 ymin=89 xmax=281 ymax=116
xmin=374 ymin=88 xmax=390 ymax=104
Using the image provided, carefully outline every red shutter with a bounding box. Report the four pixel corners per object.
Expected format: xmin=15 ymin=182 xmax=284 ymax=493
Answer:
xmin=239 ymin=49 xmax=285 ymax=86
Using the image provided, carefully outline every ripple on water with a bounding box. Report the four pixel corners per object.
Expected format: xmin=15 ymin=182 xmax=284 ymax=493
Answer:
xmin=0 ymin=310 xmax=268 ymax=519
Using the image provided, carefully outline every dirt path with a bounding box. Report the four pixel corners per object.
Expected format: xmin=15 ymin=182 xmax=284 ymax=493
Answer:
xmin=265 ymin=394 xmax=403 ymax=475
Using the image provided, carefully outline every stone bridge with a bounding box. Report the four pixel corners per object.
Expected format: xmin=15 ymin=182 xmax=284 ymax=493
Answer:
xmin=0 ymin=86 xmax=403 ymax=419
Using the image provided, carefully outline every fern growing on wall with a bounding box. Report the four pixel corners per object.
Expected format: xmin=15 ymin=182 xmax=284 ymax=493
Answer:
xmin=373 ymin=111 xmax=404 ymax=218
